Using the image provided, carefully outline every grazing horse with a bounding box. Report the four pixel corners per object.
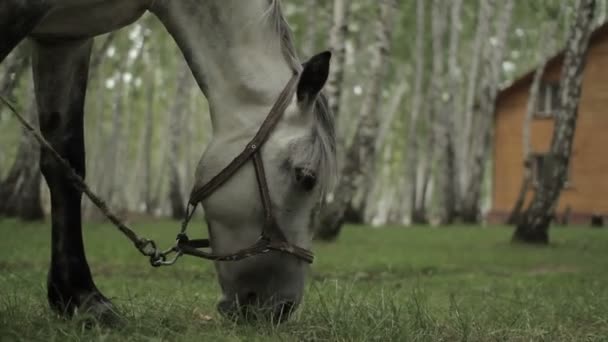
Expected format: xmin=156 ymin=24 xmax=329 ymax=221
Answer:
xmin=0 ymin=0 xmax=336 ymax=322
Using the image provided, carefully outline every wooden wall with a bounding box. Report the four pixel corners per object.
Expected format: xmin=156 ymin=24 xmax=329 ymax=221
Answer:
xmin=490 ymin=35 xmax=608 ymax=223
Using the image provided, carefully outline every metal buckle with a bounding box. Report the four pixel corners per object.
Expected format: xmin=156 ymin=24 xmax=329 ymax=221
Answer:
xmin=150 ymin=246 xmax=183 ymax=267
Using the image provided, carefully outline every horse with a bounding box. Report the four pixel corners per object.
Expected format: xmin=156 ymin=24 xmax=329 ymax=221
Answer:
xmin=0 ymin=0 xmax=336 ymax=323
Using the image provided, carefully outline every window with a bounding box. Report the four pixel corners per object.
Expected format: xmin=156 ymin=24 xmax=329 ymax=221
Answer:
xmin=531 ymin=154 xmax=547 ymax=186
xmin=535 ymin=81 xmax=560 ymax=118
xmin=530 ymin=153 xmax=572 ymax=187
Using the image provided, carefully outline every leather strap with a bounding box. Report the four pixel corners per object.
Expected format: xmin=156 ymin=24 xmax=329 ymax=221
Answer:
xmin=252 ymin=152 xmax=288 ymax=243
xmin=180 ymin=71 xmax=314 ymax=264
xmin=188 ymin=73 xmax=299 ymax=205
xmin=176 ymin=237 xmax=314 ymax=263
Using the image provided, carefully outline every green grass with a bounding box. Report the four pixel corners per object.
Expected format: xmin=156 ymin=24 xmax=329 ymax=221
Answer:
xmin=1 ymin=219 xmax=607 ymax=341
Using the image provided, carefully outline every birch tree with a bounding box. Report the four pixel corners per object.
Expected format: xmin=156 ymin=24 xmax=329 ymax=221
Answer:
xmin=433 ymin=0 xmax=460 ymax=224
xmin=0 ymin=43 xmax=30 ymax=175
xmin=366 ymin=76 xmax=407 ymax=224
xmin=316 ymin=0 xmax=396 ymax=240
xmin=142 ymin=65 xmax=157 ymax=214
xmin=84 ymin=34 xmax=118 ymax=217
xmin=0 ymin=87 xmax=43 ymax=220
xmin=0 ymin=43 xmax=29 ymax=101
xmin=326 ymin=0 xmax=350 ymax=121
xmin=301 ymin=0 xmax=319 ymax=59
xmin=444 ymin=0 xmax=462 ymax=218
xmin=508 ymin=20 xmax=558 ymax=224
xmin=461 ymin=0 xmax=514 ymax=223
xmin=167 ymin=63 xmax=192 ymax=219
xmin=403 ymin=0 xmax=426 ymax=224
xmin=513 ymin=0 xmax=595 ymax=244
xmin=458 ymin=0 xmax=494 ymax=211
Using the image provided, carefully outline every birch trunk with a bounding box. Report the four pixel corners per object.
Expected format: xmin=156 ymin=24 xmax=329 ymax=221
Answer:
xmin=461 ymin=0 xmax=514 ymax=223
xmin=181 ymin=86 xmax=194 ymax=199
xmin=404 ymin=0 xmax=425 ymax=224
xmin=434 ymin=0 xmax=461 ymax=224
xmin=83 ymin=38 xmax=115 ymax=218
xmin=96 ymin=67 xmax=128 ymax=213
xmin=0 ymin=85 xmax=44 ymax=220
xmin=142 ymin=69 xmax=156 ymax=214
xmin=93 ymin=32 xmax=144 ymax=216
xmin=413 ymin=92 xmax=434 ymax=224
xmin=459 ymin=0 xmax=494 ymax=197
xmin=514 ymin=0 xmax=595 ymax=244
xmin=366 ymin=78 xmax=407 ymax=223
xmin=326 ymin=0 xmax=350 ymax=121
xmin=88 ymin=32 xmax=116 ymax=81
xmin=0 ymin=43 xmax=30 ymax=101
xmin=0 ymin=43 xmax=30 ymax=175
xmin=167 ymin=64 xmax=192 ymax=219
xmin=507 ymin=22 xmax=557 ymax=224
xmin=316 ymin=0 xmax=396 ymax=240
xmin=427 ymin=0 xmax=455 ymax=223
xmin=301 ymin=0 xmax=318 ymax=59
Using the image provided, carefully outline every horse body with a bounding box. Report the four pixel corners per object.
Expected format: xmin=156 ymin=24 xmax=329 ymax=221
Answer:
xmin=1 ymin=0 xmax=334 ymax=323
xmin=31 ymin=0 xmax=149 ymax=39
xmin=152 ymin=0 xmax=333 ymax=317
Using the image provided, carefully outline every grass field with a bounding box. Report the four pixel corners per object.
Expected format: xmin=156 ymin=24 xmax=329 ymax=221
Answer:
xmin=0 ymin=219 xmax=607 ymax=341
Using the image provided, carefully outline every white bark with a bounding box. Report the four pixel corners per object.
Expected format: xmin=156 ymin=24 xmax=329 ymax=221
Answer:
xmin=326 ymin=0 xmax=350 ymax=120
xmin=301 ymin=0 xmax=318 ymax=59
xmin=316 ymin=0 xmax=397 ymax=239
xmin=459 ymin=0 xmax=495 ymax=194
xmin=515 ymin=0 xmax=595 ymax=242
xmin=435 ymin=0 xmax=463 ymax=223
xmin=0 ymin=79 xmax=44 ymax=220
xmin=142 ymin=68 xmax=156 ymax=213
xmin=366 ymin=78 xmax=407 ymax=223
xmin=429 ymin=0 xmax=450 ymax=222
xmin=404 ymin=0 xmax=425 ymax=223
xmin=461 ymin=0 xmax=514 ymax=222
xmin=0 ymin=43 xmax=29 ymax=101
xmin=508 ymin=22 xmax=557 ymax=224
xmin=167 ymin=63 xmax=192 ymax=219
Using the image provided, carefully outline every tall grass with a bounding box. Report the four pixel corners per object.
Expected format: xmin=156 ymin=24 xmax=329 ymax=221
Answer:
xmin=0 ymin=220 xmax=607 ymax=341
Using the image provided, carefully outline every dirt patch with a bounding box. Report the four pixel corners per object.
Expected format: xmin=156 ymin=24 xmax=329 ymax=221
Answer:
xmin=0 ymin=260 xmax=38 ymax=271
xmin=527 ymin=265 xmax=578 ymax=275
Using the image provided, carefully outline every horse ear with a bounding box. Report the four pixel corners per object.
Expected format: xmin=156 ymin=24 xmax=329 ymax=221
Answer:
xmin=297 ymin=51 xmax=331 ymax=104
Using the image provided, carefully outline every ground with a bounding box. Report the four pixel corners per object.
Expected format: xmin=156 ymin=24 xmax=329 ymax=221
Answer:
xmin=0 ymin=219 xmax=607 ymax=341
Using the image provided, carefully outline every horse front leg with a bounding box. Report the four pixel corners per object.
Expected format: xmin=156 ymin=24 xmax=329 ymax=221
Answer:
xmin=0 ymin=0 xmax=50 ymax=62
xmin=32 ymin=38 xmax=119 ymax=325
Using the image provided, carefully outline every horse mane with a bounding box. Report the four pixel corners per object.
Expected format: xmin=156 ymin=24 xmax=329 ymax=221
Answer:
xmin=266 ymin=0 xmax=337 ymax=194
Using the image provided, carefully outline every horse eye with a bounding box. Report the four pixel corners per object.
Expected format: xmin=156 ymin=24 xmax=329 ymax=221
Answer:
xmin=294 ymin=167 xmax=317 ymax=191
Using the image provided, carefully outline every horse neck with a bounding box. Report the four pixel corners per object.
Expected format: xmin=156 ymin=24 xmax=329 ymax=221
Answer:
xmin=151 ymin=0 xmax=295 ymax=136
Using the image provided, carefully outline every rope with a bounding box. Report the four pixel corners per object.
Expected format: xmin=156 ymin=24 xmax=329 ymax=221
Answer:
xmin=0 ymin=95 xmax=160 ymax=259
xmin=0 ymin=70 xmax=314 ymax=265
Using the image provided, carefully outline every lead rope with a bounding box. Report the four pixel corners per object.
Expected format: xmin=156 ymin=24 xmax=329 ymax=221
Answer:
xmin=152 ymin=202 xmax=199 ymax=267
xmin=0 ymin=95 xmax=174 ymax=266
xmin=1 ymin=71 xmax=313 ymax=265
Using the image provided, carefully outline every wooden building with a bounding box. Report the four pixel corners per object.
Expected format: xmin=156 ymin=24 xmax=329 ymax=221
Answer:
xmin=489 ymin=23 xmax=608 ymax=224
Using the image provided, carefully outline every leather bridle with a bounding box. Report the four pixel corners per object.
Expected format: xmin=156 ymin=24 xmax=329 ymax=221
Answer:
xmin=168 ymin=71 xmax=315 ymax=265
xmin=1 ymin=70 xmax=313 ymax=267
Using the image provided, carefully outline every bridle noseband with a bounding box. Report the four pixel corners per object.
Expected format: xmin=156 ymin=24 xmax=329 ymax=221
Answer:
xmin=167 ymin=71 xmax=314 ymax=265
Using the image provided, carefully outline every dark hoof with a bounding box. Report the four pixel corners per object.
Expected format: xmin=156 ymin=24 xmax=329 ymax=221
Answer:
xmin=49 ymin=290 xmax=123 ymax=328
xmin=76 ymin=294 xmax=123 ymax=328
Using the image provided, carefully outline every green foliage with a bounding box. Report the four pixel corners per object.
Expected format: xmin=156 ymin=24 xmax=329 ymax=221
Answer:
xmin=1 ymin=220 xmax=607 ymax=341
